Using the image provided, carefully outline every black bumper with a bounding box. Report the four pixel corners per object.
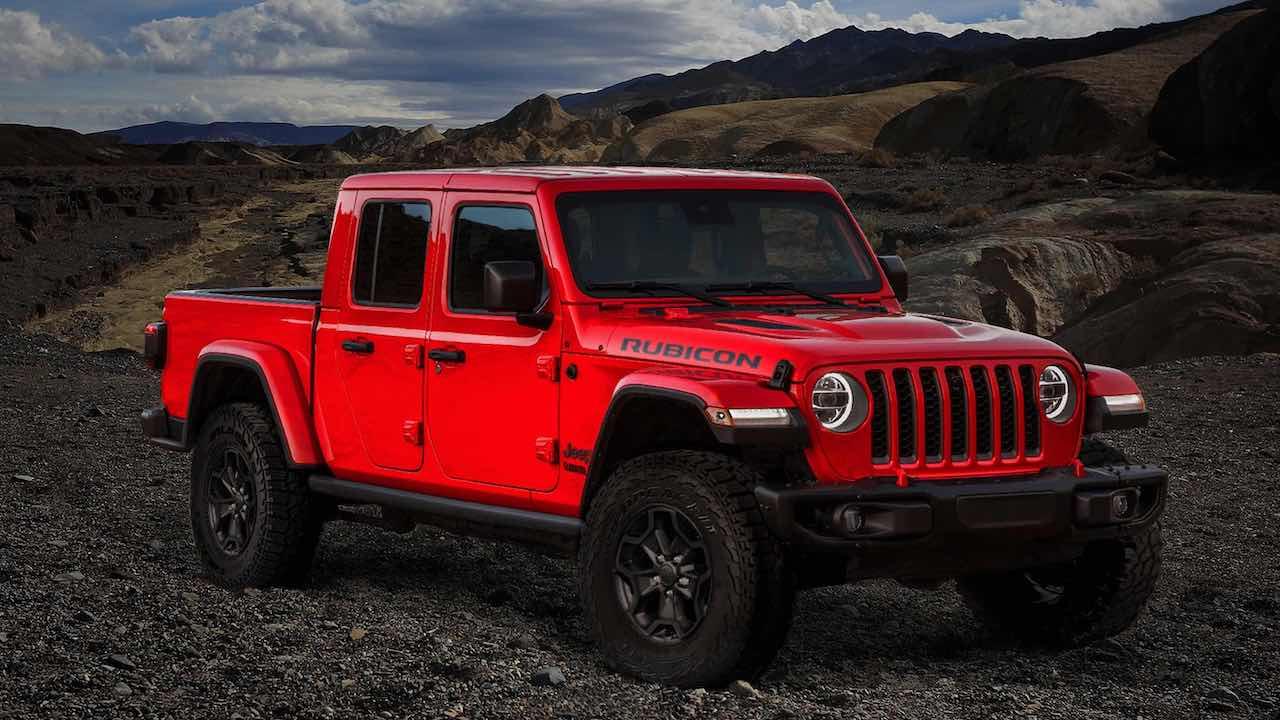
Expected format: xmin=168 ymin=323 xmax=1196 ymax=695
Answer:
xmin=141 ymin=406 xmax=188 ymax=451
xmin=754 ymin=464 xmax=1166 ymax=560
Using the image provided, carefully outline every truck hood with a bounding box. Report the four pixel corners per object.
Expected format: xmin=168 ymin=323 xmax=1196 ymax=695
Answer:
xmin=600 ymin=306 xmax=1072 ymax=378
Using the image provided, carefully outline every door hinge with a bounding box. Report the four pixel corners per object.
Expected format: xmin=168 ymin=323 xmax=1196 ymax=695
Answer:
xmin=402 ymin=419 xmax=423 ymax=446
xmin=536 ymin=355 xmax=560 ymax=382
xmin=535 ymin=436 xmax=558 ymax=464
xmin=404 ymin=343 xmax=424 ymax=369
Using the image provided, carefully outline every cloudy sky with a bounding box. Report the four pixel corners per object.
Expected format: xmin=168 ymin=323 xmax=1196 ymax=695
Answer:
xmin=0 ymin=0 xmax=1238 ymax=132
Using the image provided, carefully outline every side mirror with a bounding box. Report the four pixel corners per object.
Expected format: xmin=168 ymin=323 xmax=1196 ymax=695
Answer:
xmin=877 ymin=255 xmax=909 ymax=301
xmin=483 ymin=261 xmax=540 ymax=313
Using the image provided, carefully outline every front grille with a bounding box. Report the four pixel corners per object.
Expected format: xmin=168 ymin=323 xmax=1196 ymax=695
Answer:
xmin=892 ymin=369 xmax=917 ymax=465
xmin=867 ymin=371 xmax=890 ymax=464
xmin=865 ymin=363 xmax=1043 ymax=469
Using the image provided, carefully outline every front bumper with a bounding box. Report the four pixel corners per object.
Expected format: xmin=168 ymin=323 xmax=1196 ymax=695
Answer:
xmin=755 ymin=464 xmax=1166 ymax=577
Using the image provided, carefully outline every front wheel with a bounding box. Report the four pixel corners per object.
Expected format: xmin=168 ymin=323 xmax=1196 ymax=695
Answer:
xmin=578 ymin=451 xmax=794 ymax=687
xmin=958 ymin=439 xmax=1162 ymax=646
xmin=190 ymin=403 xmax=324 ymax=588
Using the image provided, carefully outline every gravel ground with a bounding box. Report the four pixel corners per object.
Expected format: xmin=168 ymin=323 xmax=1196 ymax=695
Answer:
xmin=0 ymin=327 xmax=1277 ymax=719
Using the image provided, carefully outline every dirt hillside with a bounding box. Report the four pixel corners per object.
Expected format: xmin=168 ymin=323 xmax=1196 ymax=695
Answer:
xmin=876 ymin=10 xmax=1259 ymax=160
xmin=1150 ymin=8 xmax=1280 ymax=167
xmin=604 ymin=82 xmax=968 ymax=163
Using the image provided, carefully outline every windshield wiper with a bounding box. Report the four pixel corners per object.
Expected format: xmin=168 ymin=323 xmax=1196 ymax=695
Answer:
xmin=586 ymin=280 xmax=735 ymax=308
xmin=705 ymin=281 xmax=848 ymax=307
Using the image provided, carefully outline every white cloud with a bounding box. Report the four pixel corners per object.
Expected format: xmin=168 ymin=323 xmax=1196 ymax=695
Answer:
xmin=852 ymin=0 xmax=1177 ymax=39
xmin=748 ymin=1 xmax=852 ymax=42
xmin=0 ymin=9 xmax=111 ymax=80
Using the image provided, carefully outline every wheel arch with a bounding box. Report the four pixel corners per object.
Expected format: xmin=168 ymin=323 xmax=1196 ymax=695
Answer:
xmin=579 ymin=373 xmax=807 ymax=518
xmin=186 ymin=341 xmax=323 ymax=468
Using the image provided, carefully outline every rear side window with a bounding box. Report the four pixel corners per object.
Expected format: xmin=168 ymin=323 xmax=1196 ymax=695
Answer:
xmin=449 ymin=205 xmax=543 ymax=311
xmin=352 ymin=201 xmax=432 ymax=307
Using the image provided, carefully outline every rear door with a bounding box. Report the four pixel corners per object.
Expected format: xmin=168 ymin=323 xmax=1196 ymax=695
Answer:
xmin=329 ymin=191 xmax=438 ymax=472
xmin=425 ymin=193 xmax=562 ymax=491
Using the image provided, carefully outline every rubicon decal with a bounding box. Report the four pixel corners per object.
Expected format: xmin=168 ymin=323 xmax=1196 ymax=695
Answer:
xmin=619 ymin=338 xmax=763 ymax=369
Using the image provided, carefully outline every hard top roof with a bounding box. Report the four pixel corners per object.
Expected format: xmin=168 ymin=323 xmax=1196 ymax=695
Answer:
xmin=340 ymin=165 xmax=830 ymax=193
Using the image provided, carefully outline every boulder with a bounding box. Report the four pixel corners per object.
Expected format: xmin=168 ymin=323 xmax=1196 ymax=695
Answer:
xmin=906 ymin=233 xmax=1132 ymax=337
xmin=1054 ymin=235 xmax=1280 ymax=366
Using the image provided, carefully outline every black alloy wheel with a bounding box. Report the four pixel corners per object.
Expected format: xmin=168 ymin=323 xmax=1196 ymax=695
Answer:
xmin=206 ymin=447 xmax=258 ymax=556
xmin=614 ymin=506 xmax=712 ymax=643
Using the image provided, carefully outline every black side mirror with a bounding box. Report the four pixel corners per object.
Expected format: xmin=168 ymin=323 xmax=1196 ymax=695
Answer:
xmin=483 ymin=261 xmax=552 ymax=329
xmin=483 ymin=261 xmax=539 ymax=312
xmin=877 ymin=255 xmax=909 ymax=301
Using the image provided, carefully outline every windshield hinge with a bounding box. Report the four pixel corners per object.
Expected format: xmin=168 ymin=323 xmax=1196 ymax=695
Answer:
xmin=766 ymin=359 xmax=795 ymax=391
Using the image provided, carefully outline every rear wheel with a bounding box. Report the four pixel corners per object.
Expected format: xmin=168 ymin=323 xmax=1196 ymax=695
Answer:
xmin=578 ymin=451 xmax=794 ymax=687
xmin=191 ymin=403 xmax=324 ymax=588
xmin=958 ymin=439 xmax=1162 ymax=646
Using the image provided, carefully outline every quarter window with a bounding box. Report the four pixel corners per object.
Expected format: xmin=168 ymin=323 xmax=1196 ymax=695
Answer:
xmin=352 ymin=201 xmax=432 ymax=307
xmin=449 ymin=205 xmax=544 ymax=311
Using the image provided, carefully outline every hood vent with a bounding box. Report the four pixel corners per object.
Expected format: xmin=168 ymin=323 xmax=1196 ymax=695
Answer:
xmin=716 ymin=318 xmax=803 ymax=331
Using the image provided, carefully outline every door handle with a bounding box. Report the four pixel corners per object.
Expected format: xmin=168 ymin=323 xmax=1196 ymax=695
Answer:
xmin=428 ymin=348 xmax=465 ymax=363
xmin=342 ymin=339 xmax=374 ymax=354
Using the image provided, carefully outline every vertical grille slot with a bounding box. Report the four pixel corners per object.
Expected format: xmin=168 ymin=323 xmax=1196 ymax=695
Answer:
xmin=892 ymin=369 xmax=917 ymax=464
xmin=995 ymin=365 xmax=1018 ymax=457
xmin=1019 ymin=365 xmax=1041 ymax=456
xmin=921 ymin=368 xmax=943 ymax=463
xmin=867 ymin=371 xmax=890 ymax=464
xmin=970 ymin=366 xmax=994 ymax=459
xmin=945 ymin=367 xmax=967 ymax=461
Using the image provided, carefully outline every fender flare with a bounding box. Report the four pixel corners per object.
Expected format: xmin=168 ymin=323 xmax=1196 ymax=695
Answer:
xmin=582 ymin=369 xmax=807 ymax=512
xmin=187 ymin=340 xmax=323 ymax=467
xmin=1083 ymin=363 xmax=1148 ymax=433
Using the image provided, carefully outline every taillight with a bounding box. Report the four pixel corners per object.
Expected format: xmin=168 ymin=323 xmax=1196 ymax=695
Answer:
xmin=144 ymin=321 xmax=167 ymax=370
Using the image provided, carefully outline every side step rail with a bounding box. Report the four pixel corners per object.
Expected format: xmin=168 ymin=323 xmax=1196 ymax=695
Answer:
xmin=308 ymin=475 xmax=582 ymax=556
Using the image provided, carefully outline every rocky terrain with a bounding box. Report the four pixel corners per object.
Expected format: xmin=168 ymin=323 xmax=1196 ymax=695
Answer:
xmin=0 ymin=165 xmax=361 ymax=327
xmin=602 ymin=81 xmax=967 ymax=162
xmin=875 ymin=7 xmax=1260 ymax=161
xmin=0 ymin=324 xmax=1276 ymax=719
xmin=415 ymin=95 xmax=631 ymax=166
xmin=334 ymin=126 xmax=445 ymax=163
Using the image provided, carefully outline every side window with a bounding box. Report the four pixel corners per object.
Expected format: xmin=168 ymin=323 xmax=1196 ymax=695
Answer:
xmin=449 ymin=205 xmax=543 ymax=311
xmin=352 ymin=201 xmax=432 ymax=307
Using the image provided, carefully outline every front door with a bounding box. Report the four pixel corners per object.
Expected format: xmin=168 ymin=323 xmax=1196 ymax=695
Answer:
xmin=332 ymin=192 xmax=437 ymax=472
xmin=426 ymin=195 xmax=561 ymax=491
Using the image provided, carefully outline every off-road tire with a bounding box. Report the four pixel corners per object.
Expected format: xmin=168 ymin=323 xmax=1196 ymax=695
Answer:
xmin=958 ymin=439 xmax=1161 ymax=647
xmin=1078 ymin=437 xmax=1129 ymax=467
xmin=191 ymin=403 xmax=324 ymax=588
xmin=578 ymin=451 xmax=794 ymax=687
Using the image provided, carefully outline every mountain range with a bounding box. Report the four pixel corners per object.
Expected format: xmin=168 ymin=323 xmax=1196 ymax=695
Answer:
xmin=95 ymin=122 xmax=363 ymax=147
xmin=558 ymin=1 xmax=1266 ymax=121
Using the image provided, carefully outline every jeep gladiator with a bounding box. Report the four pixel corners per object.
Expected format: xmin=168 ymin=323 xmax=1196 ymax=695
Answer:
xmin=142 ymin=167 xmax=1165 ymax=687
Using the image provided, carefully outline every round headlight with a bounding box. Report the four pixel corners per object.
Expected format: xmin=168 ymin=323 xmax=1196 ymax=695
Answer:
xmin=1039 ymin=365 xmax=1075 ymax=423
xmin=812 ymin=372 xmax=867 ymax=432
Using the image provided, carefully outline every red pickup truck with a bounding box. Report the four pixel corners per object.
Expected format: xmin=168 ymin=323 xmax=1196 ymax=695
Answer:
xmin=143 ymin=166 xmax=1165 ymax=687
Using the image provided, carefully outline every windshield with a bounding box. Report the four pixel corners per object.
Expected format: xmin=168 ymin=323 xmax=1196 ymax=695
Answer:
xmin=556 ymin=190 xmax=881 ymax=298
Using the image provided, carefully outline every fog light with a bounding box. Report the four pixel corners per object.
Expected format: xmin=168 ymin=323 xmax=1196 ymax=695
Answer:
xmin=839 ymin=505 xmax=865 ymax=535
xmin=1112 ymin=491 xmax=1136 ymax=519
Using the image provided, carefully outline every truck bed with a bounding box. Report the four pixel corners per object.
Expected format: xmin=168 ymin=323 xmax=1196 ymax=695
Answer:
xmin=158 ymin=286 xmax=322 ymax=426
xmin=177 ymin=286 xmax=323 ymax=303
